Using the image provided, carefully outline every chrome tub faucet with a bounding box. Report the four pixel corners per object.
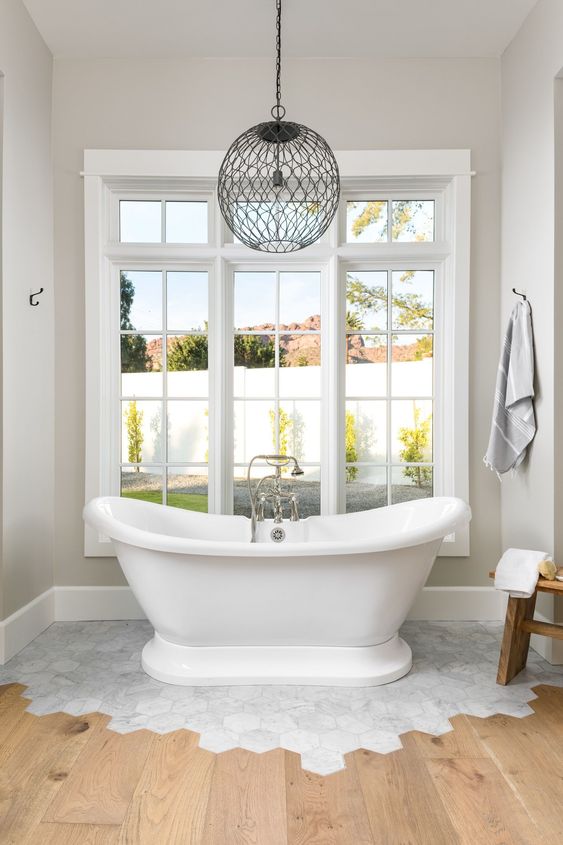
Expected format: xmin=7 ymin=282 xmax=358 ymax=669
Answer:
xmin=247 ymin=454 xmax=304 ymax=542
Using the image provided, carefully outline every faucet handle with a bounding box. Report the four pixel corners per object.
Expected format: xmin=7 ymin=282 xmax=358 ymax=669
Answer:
xmin=289 ymin=495 xmax=300 ymax=522
xmin=273 ymin=499 xmax=284 ymax=524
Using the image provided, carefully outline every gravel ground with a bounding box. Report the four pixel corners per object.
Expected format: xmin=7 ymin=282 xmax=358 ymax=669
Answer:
xmin=122 ymin=472 xmax=431 ymax=518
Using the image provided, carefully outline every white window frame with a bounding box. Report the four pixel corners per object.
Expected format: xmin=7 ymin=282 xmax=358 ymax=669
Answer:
xmin=84 ymin=149 xmax=471 ymax=557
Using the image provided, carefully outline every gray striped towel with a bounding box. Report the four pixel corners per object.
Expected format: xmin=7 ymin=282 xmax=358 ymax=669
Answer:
xmin=484 ymin=300 xmax=536 ymax=476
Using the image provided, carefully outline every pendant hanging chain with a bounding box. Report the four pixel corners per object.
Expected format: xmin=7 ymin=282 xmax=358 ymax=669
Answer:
xmin=275 ymin=0 xmax=282 ymax=111
xmin=271 ymin=0 xmax=285 ymax=121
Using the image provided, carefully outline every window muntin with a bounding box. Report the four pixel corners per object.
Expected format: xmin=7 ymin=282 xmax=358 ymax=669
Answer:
xmin=119 ymin=268 xmax=210 ymax=512
xmin=344 ymin=268 xmax=435 ymax=512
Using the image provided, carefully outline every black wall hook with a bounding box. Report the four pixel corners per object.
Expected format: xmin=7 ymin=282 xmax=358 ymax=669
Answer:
xmin=512 ymin=287 xmax=527 ymax=301
xmin=29 ymin=288 xmax=44 ymax=306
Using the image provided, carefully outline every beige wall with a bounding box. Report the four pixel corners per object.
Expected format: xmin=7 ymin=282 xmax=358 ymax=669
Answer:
xmin=52 ymin=56 xmax=501 ymax=588
xmin=0 ymin=0 xmax=54 ymax=617
xmin=501 ymin=0 xmax=563 ymax=658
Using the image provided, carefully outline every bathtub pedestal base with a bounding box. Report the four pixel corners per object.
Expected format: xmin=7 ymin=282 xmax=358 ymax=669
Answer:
xmin=141 ymin=632 xmax=412 ymax=687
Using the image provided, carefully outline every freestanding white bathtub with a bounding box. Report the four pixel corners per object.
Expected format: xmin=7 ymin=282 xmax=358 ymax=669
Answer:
xmin=83 ymin=496 xmax=470 ymax=686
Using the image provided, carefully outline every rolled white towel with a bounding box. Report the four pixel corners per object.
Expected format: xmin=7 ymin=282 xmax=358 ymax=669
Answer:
xmin=494 ymin=548 xmax=551 ymax=598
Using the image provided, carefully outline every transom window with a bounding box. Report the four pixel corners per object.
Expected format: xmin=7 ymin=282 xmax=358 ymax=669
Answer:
xmin=119 ymin=200 xmax=208 ymax=244
xmin=346 ymin=199 xmax=435 ymax=243
xmin=84 ymin=149 xmax=470 ymax=556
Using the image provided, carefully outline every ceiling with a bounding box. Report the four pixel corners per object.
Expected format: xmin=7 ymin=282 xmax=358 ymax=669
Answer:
xmin=22 ymin=0 xmax=538 ymax=60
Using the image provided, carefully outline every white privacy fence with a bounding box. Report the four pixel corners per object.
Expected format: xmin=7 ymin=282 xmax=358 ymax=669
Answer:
xmin=121 ymin=359 xmax=433 ymax=466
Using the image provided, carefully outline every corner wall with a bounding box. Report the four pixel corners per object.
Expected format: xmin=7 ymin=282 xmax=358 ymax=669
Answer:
xmin=0 ymin=0 xmax=54 ymax=621
xmin=501 ymin=0 xmax=563 ymax=660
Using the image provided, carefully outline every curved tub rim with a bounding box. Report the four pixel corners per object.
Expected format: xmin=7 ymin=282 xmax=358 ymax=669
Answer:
xmin=83 ymin=495 xmax=471 ymax=558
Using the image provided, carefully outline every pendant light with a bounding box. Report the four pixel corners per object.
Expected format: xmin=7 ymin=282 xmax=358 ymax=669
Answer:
xmin=217 ymin=0 xmax=340 ymax=253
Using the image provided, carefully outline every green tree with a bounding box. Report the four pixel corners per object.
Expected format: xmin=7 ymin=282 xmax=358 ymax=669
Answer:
xmin=398 ymin=407 xmax=432 ymax=488
xmin=165 ymin=333 xmax=281 ymax=372
xmin=348 ymin=200 xmax=430 ymax=242
xmin=345 ymin=311 xmax=364 ymax=331
xmin=345 ymin=410 xmax=359 ymax=481
xmin=120 ymin=271 xmax=136 ymax=329
xmin=235 ymin=335 xmax=281 ymax=368
xmin=269 ymin=407 xmax=293 ymax=457
xmin=167 ymin=335 xmax=208 ymax=371
xmin=125 ymin=401 xmax=144 ymax=470
xmin=120 ymin=272 xmax=151 ymax=373
xmin=349 ymin=200 xmax=387 ymax=239
xmin=346 ymin=274 xmax=432 ymax=330
xmin=413 ymin=335 xmax=433 ymax=360
xmin=391 ymin=201 xmax=429 ymax=241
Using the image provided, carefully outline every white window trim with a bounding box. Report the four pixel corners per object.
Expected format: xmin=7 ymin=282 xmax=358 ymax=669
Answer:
xmin=84 ymin=149 xmax=471 ymax=557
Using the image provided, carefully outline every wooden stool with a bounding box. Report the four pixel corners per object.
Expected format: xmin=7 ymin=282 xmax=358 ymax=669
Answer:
xmin=490 ymin=570 xmax=563 ymax=684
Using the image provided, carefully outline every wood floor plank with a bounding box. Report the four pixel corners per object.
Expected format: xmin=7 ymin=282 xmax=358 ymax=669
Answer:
xmin=0 ymin=684 xmax=562 ymax=844
xmin=0 ymin=710 xmax=106 ymax=844
xmin=470 ymin=712 xmax=563 ymax=843
xmin=119 ymin=729 xmax=215 ymax=845
xmin=0 ymin=683 xmax=21 ymax=699
xmin=528 ymin=684 xmax=563 ymax=739
xmin=406 ymin=714 xmax=487 ymax=759
xmin=0 ymin=685 xmax=31 ymax=748
xmin=24 ymin=821 xmax=120 ymax=845
xmin=202 ymin=747 xmax=287 ymax=845
xmin=426 ymin=756 xmax=546 ymax=845
xmin=354 ymin=745 xmax=460 ymax=845
xmin=44 ymin=725 xmax=153 ymax=824
xmin=285 ymin=750 xmax=373 ymax=845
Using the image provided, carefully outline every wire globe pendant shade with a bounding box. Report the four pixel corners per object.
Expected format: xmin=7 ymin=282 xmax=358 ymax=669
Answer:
xmin=217 ymin=1 xmax=340 ymax=253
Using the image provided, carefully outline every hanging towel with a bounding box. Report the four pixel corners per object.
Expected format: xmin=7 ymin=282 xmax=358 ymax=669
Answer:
xmin=494 ymin=547 xmax=551 ymax=598
xmin=484 ymin=300 xmax=536 ymax=476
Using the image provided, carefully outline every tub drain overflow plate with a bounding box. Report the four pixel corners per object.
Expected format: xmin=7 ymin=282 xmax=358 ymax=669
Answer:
xmin=270 ymin=527 xmax=286 ymax=543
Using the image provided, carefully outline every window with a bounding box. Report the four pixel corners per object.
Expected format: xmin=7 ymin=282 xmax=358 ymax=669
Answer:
xmin=120 ymin=269 xmax=210 ymax=511
xmin=119 ymin=200 xmax=208 ymax=244
xmin=345 ymin=269 xmax=435 ymax=512
xmin=233 ymin=270 xmax=322 ymax=517
xmin=346 ymin=199 xmax=435 ymax=243
xmin=85 ymin=149 xmax=470 ymax=556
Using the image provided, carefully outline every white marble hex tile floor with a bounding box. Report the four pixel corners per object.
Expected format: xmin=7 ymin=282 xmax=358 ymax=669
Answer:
xmin=1 ymin=620 xmax=562 ymax=776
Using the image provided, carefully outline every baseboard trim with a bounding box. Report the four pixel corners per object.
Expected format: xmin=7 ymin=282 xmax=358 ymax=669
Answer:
xmin=54 ymin=585 xmax=509 ymax=624
xmin=54 ymin=586 xmax=144 ymax=621
xmin=0 ymin=584 xmax=523 ymax=665
xmin=0 ymin=588 xmax=55 ymax=664
xmin=407 ymin=586 xmax=508 ymax=621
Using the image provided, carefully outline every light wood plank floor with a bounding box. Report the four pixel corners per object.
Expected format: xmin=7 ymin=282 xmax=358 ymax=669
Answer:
xmin=0 ymin=682 xmax=561 ymax=844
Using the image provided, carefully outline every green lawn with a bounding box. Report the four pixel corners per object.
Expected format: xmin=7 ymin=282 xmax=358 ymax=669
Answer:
xmin=121 ymin=490 xmax=208 ymax=512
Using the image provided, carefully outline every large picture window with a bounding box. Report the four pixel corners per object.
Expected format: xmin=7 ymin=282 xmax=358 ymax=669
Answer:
xmin=84 ymin=149 xmax=471 ymax=556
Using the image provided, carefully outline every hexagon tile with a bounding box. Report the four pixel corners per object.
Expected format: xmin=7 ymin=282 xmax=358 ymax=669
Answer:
xmin=1 ymin=620 xmax=562 ymax=776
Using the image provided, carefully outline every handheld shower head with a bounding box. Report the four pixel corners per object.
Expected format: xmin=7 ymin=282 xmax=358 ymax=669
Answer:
xmin=262 ymin=454 xmax=303 ymax=475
